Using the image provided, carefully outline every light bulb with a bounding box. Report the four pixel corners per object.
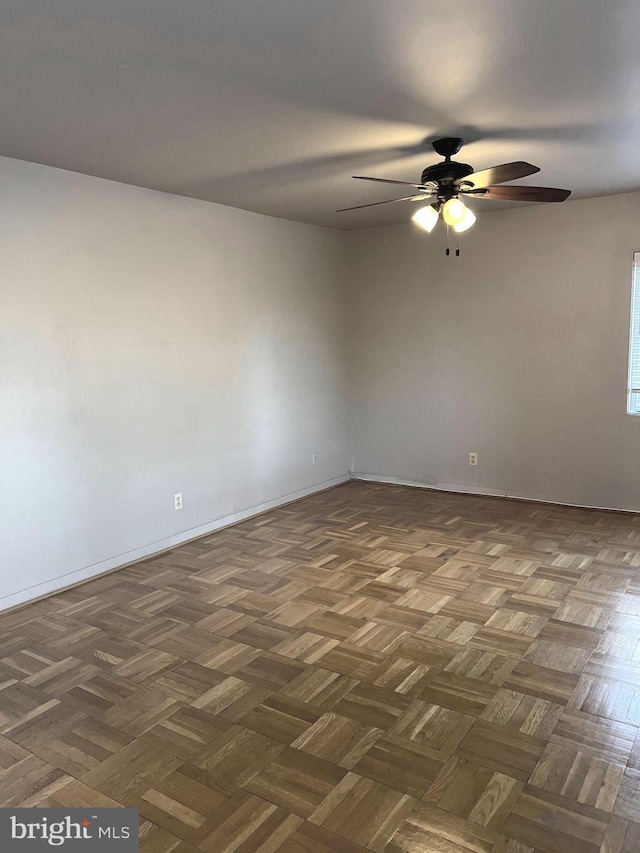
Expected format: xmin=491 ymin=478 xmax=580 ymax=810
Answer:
xmin=453 ymin=207 xmax=476 ymax=232
xmin=442 ymin=197 xmax=468 ymax=226
xmin=412 ymin=204 xmax=439 ymax=233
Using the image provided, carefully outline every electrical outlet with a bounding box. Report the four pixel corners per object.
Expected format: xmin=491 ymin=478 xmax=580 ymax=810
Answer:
xmin=312 ymin=452 xmax=319 ymax=466
xmin=469 ymin=452 xmax=478 ymax=466
xmin=174 ymin=492 xmax=183 ymax=510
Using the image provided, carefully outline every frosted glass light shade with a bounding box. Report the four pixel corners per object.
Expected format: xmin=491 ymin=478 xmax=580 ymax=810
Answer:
xmin=442 ymin=197 xmax=468 ymax=226
xmin=412 ymin=204 xmax=439 ymax=233
xmin=453 ymin=207 xmax=476 ymax=232
xmin=442 ymin=198 xmax=467 ymax=225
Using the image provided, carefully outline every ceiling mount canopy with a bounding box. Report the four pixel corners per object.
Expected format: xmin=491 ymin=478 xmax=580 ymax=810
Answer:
xmin=337 ymin=137 xmax=572 ymax=237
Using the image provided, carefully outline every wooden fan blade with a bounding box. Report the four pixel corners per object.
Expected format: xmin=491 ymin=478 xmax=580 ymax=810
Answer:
xmin=353 ymin=175 xmax=435 ymax=190
xmin=465 ymin=184 xmax=571 ymax=202
xmin=337 ymin=194 xmax=433 ymax=212
xmin=457 ymin=161 xmax=540 ymax=188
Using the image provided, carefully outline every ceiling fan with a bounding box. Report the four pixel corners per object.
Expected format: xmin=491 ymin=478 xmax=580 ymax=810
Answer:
xmin=337 ymin=137 xmax=571 ymax=238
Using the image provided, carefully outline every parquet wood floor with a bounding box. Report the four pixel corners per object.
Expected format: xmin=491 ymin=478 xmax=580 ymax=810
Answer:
xmin=2 ymin=480 xmax=640 ymax=852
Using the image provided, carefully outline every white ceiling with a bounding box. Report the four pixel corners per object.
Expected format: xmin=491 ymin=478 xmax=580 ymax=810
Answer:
xmin=2 ymin=0 xmax=640 ymax=230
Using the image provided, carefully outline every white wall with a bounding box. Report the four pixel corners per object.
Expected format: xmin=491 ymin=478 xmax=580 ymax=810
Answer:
xmin=5 ymin=160 xmax=640 ymax=613
xmin=0 ymin=157 xmax=350 ymax=609
xmin=349 ymin=190 xmax=640 ymax=511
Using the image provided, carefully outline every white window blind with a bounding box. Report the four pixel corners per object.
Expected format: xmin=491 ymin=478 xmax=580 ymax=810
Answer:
xmin=628 ymin=251 xmax=640 ymax=414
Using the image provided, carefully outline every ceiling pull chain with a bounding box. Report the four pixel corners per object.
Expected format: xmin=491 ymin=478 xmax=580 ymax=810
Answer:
xmin=446 ymin=224 xmax=450 ymax=256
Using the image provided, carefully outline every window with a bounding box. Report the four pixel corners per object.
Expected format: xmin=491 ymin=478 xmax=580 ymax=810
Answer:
xmin=628 ymin=252 xmax=640 ymax=414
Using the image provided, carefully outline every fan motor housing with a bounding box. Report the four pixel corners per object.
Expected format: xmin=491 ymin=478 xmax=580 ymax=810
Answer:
xmin=421 ymin=160 xmax=474 ymax=185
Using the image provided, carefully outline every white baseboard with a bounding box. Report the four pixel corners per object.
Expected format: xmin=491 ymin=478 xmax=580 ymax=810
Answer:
xmin=1 ymin=474 xmax=351 ymax=613
xmin=351 ymin=471 xmax=507 ymax=498
xmin=351 ymin=471 xmax=640 ymax=514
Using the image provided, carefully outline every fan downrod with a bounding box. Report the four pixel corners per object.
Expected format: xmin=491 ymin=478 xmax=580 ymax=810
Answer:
xmin=422 ymin=137 xmax=473 ymax=187
xmin=432 ymin=137 xmax=464 ymax=160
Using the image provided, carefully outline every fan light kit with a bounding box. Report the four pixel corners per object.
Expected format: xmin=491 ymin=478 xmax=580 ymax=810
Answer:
xmin=338 ymin=137 xmax=571 ymax=255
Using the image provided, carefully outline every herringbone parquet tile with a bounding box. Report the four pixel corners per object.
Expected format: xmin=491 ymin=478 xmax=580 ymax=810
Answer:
xmin=2 ymin=479 xmax=640 ymax=852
